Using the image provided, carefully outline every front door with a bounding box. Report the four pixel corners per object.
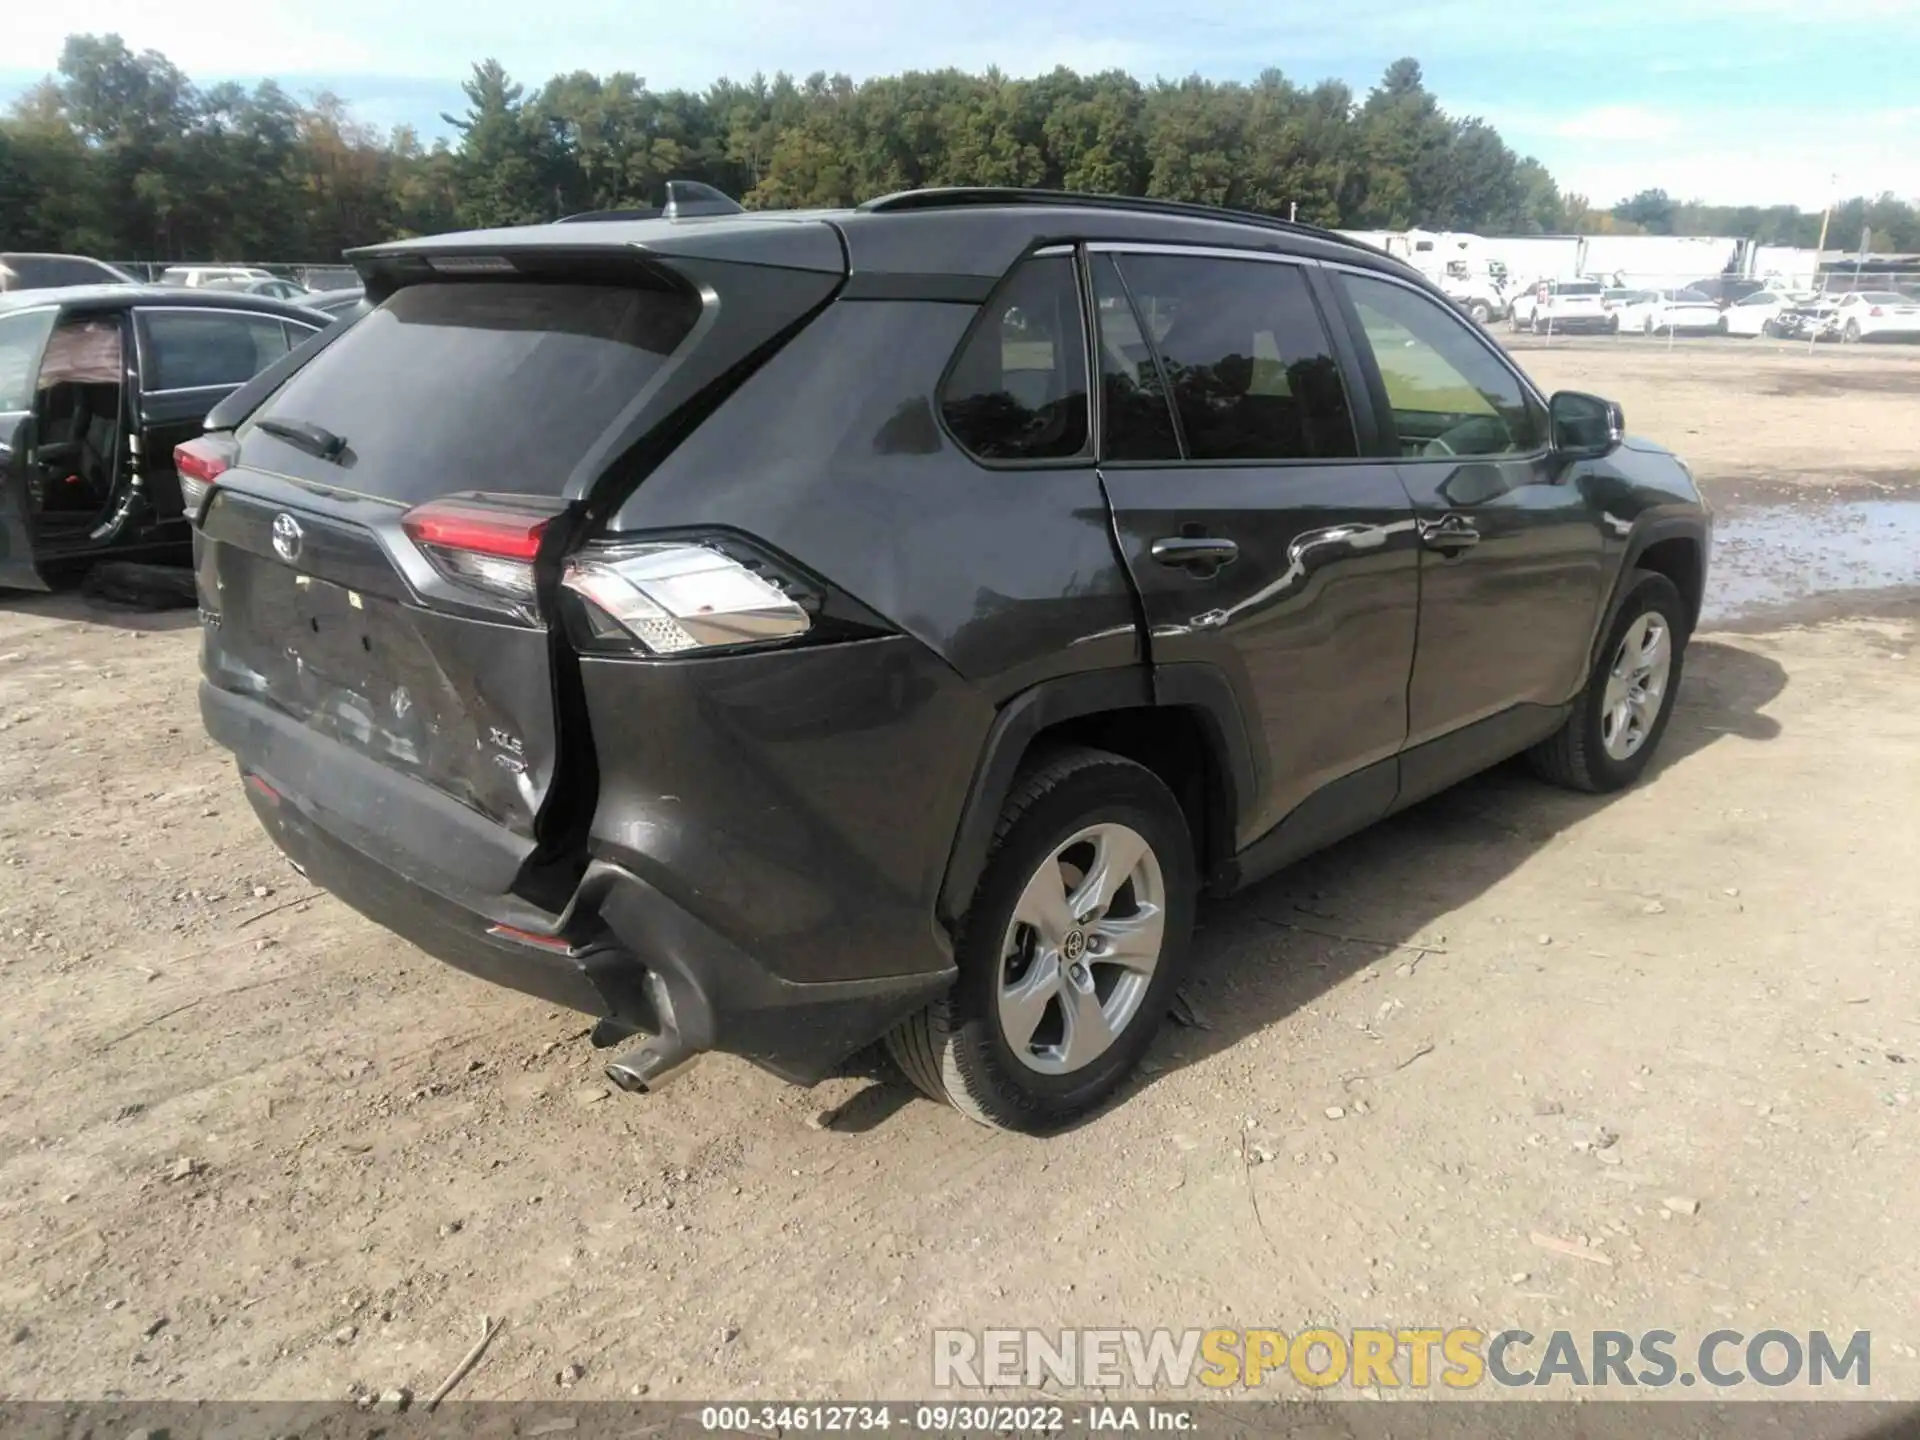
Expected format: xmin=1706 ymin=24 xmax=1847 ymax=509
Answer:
xmin=134 ymin=307 xmax=320 ymax=525
xmin=1090 ymin=247 xmax=1421 ymax=851
xmin=1327 ymin=269 xmax=1606 ymax=801
xmin=0 ymin=305 xmax=59 ymax=589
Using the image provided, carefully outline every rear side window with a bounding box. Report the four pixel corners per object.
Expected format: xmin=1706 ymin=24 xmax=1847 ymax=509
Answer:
xmin=940 ymin=255 xmax=1090 ymax=463
xmin=248 ymin=281 xmax=702 ymax=502
xmin=1099 ymin=253 xmax=1358 ymax=462
xmin=140 ymin=310 xmax=296 ymax=391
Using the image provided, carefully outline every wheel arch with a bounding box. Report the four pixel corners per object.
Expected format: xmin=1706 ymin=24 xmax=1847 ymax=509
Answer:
xmin=1590 ymin=515 xmax=1709 ymax=677
xmin=936 ymin=665 xmax=1256 ymax=928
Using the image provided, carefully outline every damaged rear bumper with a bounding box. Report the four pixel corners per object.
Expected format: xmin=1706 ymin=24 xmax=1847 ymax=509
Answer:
xmin=205 ymin=684 xmax=953 ymax=1087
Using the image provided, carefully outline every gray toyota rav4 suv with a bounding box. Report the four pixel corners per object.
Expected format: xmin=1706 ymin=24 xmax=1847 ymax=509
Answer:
xmin=188 ymin=187 xmax=1711 ymax=1133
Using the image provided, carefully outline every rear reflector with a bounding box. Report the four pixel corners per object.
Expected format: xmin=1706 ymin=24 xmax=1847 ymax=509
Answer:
xmin=401 ymin=494 xmax=558 ymax=606
xmin=176 ymin=434 xmax=238 ymax=521
xmin=487 ymin=923 xmax=577 ymax=955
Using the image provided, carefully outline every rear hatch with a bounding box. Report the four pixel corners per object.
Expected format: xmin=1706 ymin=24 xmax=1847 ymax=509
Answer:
xmin=1553 ymin=283 xmax=1605 ymax=317
xmin=196 ymin=240 xmax=842 ymax=918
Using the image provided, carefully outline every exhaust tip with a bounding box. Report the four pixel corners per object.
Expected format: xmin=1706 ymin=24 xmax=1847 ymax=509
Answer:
xmin=604 ymin=1038 xmax=700 ymax=1094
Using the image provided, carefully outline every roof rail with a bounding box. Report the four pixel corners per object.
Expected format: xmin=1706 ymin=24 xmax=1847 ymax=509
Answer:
xmin=856 ymin=187 xmax=1348 ymax=245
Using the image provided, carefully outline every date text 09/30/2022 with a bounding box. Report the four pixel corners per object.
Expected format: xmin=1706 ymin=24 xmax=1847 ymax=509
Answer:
xmin=699 ymin=1404 xmax=1191 ymax=1432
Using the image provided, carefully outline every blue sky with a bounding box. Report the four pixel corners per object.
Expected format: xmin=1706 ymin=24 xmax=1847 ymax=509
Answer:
xmin=6 ymin=0 xmax=1919 ymax=212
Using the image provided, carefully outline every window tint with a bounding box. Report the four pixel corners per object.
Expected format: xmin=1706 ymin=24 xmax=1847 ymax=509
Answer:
xmin=941 ymin=255 xmax=1089 ymax=462
xmin=0 ymin=309 xmax=57 ymax=412
xmin=250 ymin=280 xmax=702 ymax=502
xmin=1100 ymin=253 xmax=1357 ymax=463
xmin=140 ymin=310 xmax=295 ymax=391
xmin=1090 ymin=255 xmax=1181 ymax=462
xmin=1339 ymin=273 xmax=1543 ymax=458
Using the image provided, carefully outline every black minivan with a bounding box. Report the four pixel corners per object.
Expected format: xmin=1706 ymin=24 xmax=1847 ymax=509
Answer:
xmin=191 ymin=189 xmax=1710 ymax=1131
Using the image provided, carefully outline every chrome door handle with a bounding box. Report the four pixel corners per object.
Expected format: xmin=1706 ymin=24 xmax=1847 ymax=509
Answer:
xmin=1419 ymin=514 xmax=1480 ymax=553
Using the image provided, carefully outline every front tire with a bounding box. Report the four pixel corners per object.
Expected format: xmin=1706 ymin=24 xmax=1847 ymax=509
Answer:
xmin=1528 ymin=571 xmax=1688 ymax=794
xmin=886 ymin=747 xmax=1196 ymax=1132
xmin=1469 ymin=300 xmax=1492 ymax=324
xmin=1843 ymin=319 xmax=1863 ymax=343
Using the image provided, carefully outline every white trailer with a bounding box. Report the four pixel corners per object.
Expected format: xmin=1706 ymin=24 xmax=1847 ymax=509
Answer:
xmin=1345 ymin=228 xmax=1510 ymax=323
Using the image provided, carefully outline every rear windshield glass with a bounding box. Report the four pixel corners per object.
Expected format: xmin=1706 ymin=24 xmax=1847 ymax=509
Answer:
xmin=1557 ymin=282 xmax=1603 ymax=296
xmin=246 ymin=280 xmax=700 ymax=502
xmin=4 ymin=256 xmax=123 ymax=289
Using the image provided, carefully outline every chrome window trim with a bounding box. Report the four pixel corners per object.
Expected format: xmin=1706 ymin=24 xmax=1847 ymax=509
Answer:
xmin=1085 ymin=241 xmax=1311 ymax=266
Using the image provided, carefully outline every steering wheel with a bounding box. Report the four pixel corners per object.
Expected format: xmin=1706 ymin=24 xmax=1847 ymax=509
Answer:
xmin=1422 ymin=415 xmax=1512 ymax=459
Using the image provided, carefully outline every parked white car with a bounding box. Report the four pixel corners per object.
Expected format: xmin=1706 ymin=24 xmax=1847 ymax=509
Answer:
xmin=1600 ymin=287 xmax=1649 ymax=333
xmin=1832 ymin=290 xmax=1920 ymax=343
xmin=159 ymin=265 xmax=277 ymax=288
xmin=1507 ymin=278 xmax=1610 ymax=334
xmin=1614 ymin=287 xmax=1724 ymax=336
xmin=1723 ymin=290 xmax=1799 ymax=337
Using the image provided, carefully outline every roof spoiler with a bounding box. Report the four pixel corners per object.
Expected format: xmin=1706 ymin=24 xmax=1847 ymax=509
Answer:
xmin=557 ymin=180 xmax=744 ymax=225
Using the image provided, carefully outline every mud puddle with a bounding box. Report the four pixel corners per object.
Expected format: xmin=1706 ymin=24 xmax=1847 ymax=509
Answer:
xmin=1703 ymin=499 xmax=1920 ymax=625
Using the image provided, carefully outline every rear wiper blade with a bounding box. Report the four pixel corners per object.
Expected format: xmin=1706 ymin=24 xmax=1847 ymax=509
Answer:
xmin=255 ymin=416 xmax=347 ymax=462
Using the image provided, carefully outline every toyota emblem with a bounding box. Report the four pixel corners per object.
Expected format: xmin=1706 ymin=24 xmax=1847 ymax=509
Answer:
xmin=271 ymin=512 xmax=304 ymax=564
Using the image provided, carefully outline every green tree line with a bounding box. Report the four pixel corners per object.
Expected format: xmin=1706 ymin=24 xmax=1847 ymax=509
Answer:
xmin=3 ymin=34 xmax=1916 ymax=262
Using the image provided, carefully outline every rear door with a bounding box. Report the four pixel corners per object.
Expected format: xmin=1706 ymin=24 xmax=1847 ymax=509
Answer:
xmin=196 ymin=250 xmax=841 ymax=916
xmin=134 ymin=306 xmax=322 ymax=521
xmin=0 ymin=305 xmax=60 ymax=589
xmin=1327 ymin=267 xmax=1605 ymax=801
xmin=1090 ymin=245 xmax=1420 ymax=847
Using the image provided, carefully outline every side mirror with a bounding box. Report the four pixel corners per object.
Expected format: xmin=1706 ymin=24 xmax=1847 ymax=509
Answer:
xmin=1549 ymin=391 xmax=1623 ymax=460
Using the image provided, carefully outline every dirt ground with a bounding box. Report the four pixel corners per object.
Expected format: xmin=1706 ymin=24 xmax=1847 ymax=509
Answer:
xmin=1513 ymin=335 xmax=1920 ymax=503
xmin=1 ymin=338 xmax=1917 ymax=1406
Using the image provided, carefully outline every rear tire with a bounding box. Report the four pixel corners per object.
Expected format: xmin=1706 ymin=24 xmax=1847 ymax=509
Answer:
xmin=886 ymin=747 xmax=1196 ymax=1132
xmin=1469 ymin=301 xmax=1492 ymax=325
xmin=1528 ymin=571 xmax=1687 ymax=794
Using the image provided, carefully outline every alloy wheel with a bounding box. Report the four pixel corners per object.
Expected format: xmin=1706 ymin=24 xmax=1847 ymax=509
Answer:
xmin=997 ymin=823 xmax=1165 ymax=1075
xmin=1600 ymin=612 xmax=1672 ymax=761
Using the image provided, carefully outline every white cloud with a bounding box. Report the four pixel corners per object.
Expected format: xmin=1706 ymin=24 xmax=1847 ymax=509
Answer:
xmin=1549 ymin=106 xmax=1674 ymax=142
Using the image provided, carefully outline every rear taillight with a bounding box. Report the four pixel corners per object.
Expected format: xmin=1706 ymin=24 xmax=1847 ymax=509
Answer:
xmin=1870 ymin=306 xmax=1885 ymax=317
xmin=562 ymin=542 xmax=810 ymax=655
xmin=175 ymin=434 xmax=238 ymax=521
xmin=401 ymin=494 xmax=557 ymax=604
